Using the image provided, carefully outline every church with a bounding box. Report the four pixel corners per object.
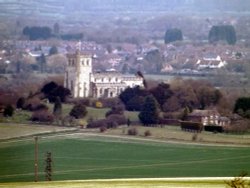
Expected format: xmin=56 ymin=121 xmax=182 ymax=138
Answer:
xmin=64 ymin=51 xmax=143 ymax=98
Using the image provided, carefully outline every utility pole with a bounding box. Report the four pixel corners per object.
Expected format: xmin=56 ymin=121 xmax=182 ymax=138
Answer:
xmin=45 ymin=152 xmax=52 ymax=181
xmin=34 ymin=136 xmax=38 ymax=182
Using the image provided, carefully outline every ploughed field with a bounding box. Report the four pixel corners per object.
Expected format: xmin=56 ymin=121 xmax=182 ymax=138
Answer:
xmin=0 ymin=132 xmax=249 ymax=183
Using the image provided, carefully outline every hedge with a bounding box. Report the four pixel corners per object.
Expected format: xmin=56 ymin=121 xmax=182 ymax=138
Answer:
xmin=180 ymin=121 xmax=203 ymax=132
xmin=204 ymin=125 xmax=223 ymax=133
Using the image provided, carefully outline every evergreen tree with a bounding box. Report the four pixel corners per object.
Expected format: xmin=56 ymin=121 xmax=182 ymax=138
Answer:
xmin=164 ymin=28 xmax=183 ymax=44
xmin=208 ymin=25 xmax=236 ymax=45
xmin=138 ymin=95 xmax=160 ymax=126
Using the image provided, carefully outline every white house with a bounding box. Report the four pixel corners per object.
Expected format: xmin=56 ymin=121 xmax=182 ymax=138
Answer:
xmin=196 ymin=55 xmax=227 ymax=70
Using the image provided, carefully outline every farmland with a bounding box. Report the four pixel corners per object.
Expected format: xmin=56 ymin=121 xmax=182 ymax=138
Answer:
xmin=0 ymin=130 xmax=249 ymax=184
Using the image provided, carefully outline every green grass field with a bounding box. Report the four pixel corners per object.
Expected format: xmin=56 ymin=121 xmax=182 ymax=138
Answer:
xmin=0 ymin=132 xmax=249 ymax=183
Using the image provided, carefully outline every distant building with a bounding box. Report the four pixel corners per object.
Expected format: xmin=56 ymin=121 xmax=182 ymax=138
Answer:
xmin=196 ymin=55 xmax=227 ymax=69
xmin=64 ymin=51 xmax=143 ymax=98
xmin=186 ymin=109 xmax=230 ymax=126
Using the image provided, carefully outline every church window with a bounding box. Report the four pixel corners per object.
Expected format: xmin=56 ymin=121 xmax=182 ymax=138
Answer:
xmin=109 ymin=78 xmax=111 ymax=82
xmin=82 ymin=60 xmax=84 ymax=65
xmin=86 ymin=59 xmax=89 ymax=66
xmin=115 ymin=77 xmax=118 ymax=82
xmin=102 ymin=78 xmax=104 ymax=82
xmin=100 ymin=88 xmax=103 ymax=94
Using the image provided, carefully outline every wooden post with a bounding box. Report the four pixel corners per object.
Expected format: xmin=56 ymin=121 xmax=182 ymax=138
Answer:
xmin=34 ymin=136 xmax=38 ymax=182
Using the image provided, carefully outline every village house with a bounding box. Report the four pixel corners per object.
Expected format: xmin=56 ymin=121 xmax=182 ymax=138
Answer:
xmin=196 ymin=55 xmax=227 ymax=70
xmin=64 ymin=50 xmax=143 ymax=98
xmin=186 ymin=109 xmax=231 ymax=126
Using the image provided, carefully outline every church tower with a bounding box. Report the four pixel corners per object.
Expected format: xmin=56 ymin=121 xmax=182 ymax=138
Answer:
xmin=64 ymin=51 xmax=92 ymax=98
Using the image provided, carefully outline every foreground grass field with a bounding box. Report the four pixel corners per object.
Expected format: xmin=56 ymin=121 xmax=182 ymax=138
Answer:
xmin=0 ymin=132 xmax=249 ymax=183
xmin=1 ymin=178 xmax=249 ymax=188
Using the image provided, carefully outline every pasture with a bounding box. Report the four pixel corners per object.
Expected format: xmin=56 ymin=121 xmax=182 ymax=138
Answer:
xmin=0 ymin=132 xmax=249 ymax=183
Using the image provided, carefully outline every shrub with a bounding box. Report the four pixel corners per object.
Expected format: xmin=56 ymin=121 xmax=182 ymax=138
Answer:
xmin=33 ymin=103 xmax=48 ymax=111
xmin=61 ymin=115 xmax=76 ymax=126
xmin=24 ymin=97 xmax=44 ymax=111
xmin=3 ymin=105 xmax=14 ymax=117
xmin=180 ymin=121 xmax=203 ymax=132
xmin=128 ymin=128 xmax=138 ymax=136
xmin=69 ymin=103 xmax=87 ymax=119
xmin=87 ymin=119 xmax=108 ymax=128
xmin=144 ymin=130 xmax=152 ymax=137
xmin=107 ymin=114 xmax=126 ymax=125
xmin=105 ymin=105 xmax=125 ymax=117
xmin=100 ymin=126 xmax=107 ymax=132
xmin=31 ymin=110 xmax=54 ymax=123
xmin=223 ymin=122 xmax=248 ymax=134
xmin=107 ymin=121 xmax=118 ymax=129
xmin=204 ymin=125 xmax=223 ymax=133
xmin=192 ymin=133 xmax=198 ymax=141
xmin=225 ymin=172 xmax=249 ymax=188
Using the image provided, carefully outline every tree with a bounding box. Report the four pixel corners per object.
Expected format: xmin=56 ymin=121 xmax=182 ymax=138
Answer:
xmin=22 ymin=26 xmax=52 ymax=40
xmin=53 ymin=97 xmax=62 ymax=117
xmin=41 ymin=82 xmax=71 ymax=103
xmin=164 ymin=28 xmax=183 ymax=44
xmin=69 ymin=103 xmax=87 ymax=119
xmin=41 ymin=81 xmax=58 ymax=94
xmin=149 ymin=83 xmax=173 ymax=108
xmin=119 ymin=86 xmax=149 ymax=110
xmin=234 ymin=97 xmax=250 ymax=117
xmin=3 ymin=105 xmax=14 ymax=117
xmin=49 ymin=46 xmax=58 ymax=56
xmin=138 ymin=95 xmax=160 ymax=125
xmin=53 ymin=22 xmax=60 ymax=35
xmin=37 ymin=53 xmax=46 ymax=73
xmin=16 ymin=97 xmax=26 ymax=109
xmin=208 ymin=25 xmax=236 ymax=45
xmin=144 ymin=49 xmax=163 ymax=73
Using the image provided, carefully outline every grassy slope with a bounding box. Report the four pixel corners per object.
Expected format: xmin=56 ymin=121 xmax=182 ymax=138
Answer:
xmin=0 ymin=134 xmax=249 ymax=183
xmin=0 ymin=124 xmax=75 ymax=140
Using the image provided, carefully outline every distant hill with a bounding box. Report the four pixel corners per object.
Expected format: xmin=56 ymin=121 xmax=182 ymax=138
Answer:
xmin=0 ymin=0 xmax=250 ymax=20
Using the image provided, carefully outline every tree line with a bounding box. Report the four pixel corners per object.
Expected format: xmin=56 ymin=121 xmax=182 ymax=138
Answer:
xmin=22 ymin=25 xmax=84 ymax=41
xmin=119 ymin=78 xmax=222 ymax=125
xmin=165 ymin=25 xmax=237 ymax=45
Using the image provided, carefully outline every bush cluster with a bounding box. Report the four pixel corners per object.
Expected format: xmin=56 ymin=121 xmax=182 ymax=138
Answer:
xmin=223 ymin=124 xmax=248 ymax=134
xmin=127 ymin=128 xmax=138 ymax=136
xmin=144 ymin=130 xmax=152 ymax=137
xmin=180 ymin=121 xmax=203 ymax=132
xmin=31 ymin=110 xmax=54 ymax=123
xmin=87 ymin=114 xmax=126 ymax=129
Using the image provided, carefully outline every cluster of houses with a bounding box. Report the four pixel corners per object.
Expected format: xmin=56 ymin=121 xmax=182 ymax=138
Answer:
xmin=1 ymin=39 xmax=249 ymax=75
